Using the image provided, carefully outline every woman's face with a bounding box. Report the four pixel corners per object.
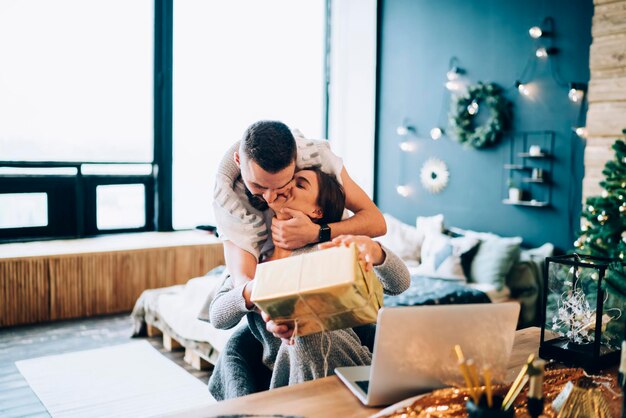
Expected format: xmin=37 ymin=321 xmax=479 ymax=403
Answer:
xmin=268 ymin=170 xmax=322 ymax=220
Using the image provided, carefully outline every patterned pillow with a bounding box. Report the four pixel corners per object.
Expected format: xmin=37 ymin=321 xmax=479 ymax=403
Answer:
xmin=414 ymin=232 xmax=479 ymax=281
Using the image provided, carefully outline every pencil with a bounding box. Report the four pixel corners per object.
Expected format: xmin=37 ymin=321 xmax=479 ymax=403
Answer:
xmin=454 ymin=345 xmax=478 ymax=403
xmin=502 ymin=353 xmax=535 ymax=410
xmin=483 ymin=367 xmax=493 ymax=408
xmin=467 ymin=360 xmax=482 ymax=399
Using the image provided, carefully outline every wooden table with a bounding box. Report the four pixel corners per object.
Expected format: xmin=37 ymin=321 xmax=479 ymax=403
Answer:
xmin=168 ymin=327 xmax=542 ymax=418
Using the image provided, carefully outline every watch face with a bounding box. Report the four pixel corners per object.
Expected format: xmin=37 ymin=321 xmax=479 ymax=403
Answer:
xmin=319 ymin=224 xmax=331 ymax=242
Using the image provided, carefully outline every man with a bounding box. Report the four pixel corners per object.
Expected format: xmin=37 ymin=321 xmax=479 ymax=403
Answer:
xmin=213 ymin=120 xmax=386 ymax=286
xmin=207 ymin=120 xmax=384 ymax=399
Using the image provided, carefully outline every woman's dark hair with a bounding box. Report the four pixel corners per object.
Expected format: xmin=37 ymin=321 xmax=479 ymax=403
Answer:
xmin=309 ymin=167 xmax=345 ymax=225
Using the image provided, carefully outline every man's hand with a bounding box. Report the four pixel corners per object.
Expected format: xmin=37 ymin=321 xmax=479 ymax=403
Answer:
xmin=271 ymin=208 xmax=319 ymax=250
xmin=261 ymin=310 xmax=295 ymax=344
xmin=319 ymin=235 xmax=385 ymax=272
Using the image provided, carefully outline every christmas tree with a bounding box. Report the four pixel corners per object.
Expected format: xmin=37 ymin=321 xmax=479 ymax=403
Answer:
xmin=574 ymin=133 xmax=626 ymax=293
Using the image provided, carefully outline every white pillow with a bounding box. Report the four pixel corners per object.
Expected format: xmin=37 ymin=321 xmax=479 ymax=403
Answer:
xmin=414 ymin=232 xmax=479 ymax=281
xmin=416 ymin=214 xmax=445 ymax=241
xmin=454 ymin=228 xmax=523 ymax=290
xmin=377 ymin=214 xmax=423 ymax=261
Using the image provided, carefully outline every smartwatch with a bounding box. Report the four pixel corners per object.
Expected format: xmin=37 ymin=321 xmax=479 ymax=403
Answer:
xmin=319 ymin=224 xmax=331 ymax=243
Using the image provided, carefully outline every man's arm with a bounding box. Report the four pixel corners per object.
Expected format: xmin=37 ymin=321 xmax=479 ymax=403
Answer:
xmin=223 ymin=240 xmax=258 ymax=287
xmin=271 ymin=167 xmax=386 ymax=249
xmin=330 ymin=166 xmax=387 ymax=238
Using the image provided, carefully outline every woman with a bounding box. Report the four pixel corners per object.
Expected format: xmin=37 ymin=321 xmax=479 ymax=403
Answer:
xmin=209 ymin=168 xmax=410 ymax=394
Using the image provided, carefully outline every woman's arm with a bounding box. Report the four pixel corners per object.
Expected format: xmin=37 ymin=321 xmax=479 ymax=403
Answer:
xmin=209 ymin=275 xmax=256 ymax=329
xmin=319 ymin=235 xmax=410 ymax=295
xmin=373 ymin=244 xmax=411 ymax=295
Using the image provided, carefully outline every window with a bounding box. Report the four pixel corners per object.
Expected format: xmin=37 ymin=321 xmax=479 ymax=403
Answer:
xmin=0 ymin=0 xmax=153 ymax=162
xmin=0 ymin=1 xmax=154 ymax=242
xmin=0 ymin=193 xmax=48 ymax=229
xmin=0 ymin=1 xmax=331 ymax=241
xmin=97 ymin=184 xmax=146 ymax=230
xmin=172 ymin=0 xmax=327 ymax=229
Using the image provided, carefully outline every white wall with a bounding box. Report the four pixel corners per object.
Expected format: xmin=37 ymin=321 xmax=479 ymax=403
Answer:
xmin=328 ymin=0 xmax=377 ymax=197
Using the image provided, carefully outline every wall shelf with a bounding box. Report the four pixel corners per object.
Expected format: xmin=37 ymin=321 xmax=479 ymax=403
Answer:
xmin=502 ymin=199 xmax=550 ymax=207
xmin=517 ymin=152 xmax=550 ymax=158
xmin=504 ymin=164 xmax=529 ymax=170
xmin=503 ymin=131 xmax=555 ymax=208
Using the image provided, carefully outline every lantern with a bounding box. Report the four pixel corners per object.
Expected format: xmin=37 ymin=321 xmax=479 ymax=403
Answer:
xmin=540 ymin=254 xmax=626 ymax=371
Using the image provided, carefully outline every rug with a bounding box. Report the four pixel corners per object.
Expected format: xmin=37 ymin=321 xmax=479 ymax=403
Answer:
xmin=16 ymin=340 xmax=215 ymax=418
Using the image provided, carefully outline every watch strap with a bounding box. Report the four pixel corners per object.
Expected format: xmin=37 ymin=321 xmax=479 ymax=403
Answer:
xmin=319 ymin=224 xmax=331 ymax=243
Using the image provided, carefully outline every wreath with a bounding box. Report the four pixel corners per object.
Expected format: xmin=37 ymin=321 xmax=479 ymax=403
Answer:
xmin=448 ymin=82 xmax=509 ymax=149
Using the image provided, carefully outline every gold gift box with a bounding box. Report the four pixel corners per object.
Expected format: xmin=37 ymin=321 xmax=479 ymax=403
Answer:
xmin=251 ymin=244 xmax=383 ymax=337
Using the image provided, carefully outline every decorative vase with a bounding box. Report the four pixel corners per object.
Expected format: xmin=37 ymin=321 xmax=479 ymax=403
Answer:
xmin=508 ymin=188 xmax=522 ymax=202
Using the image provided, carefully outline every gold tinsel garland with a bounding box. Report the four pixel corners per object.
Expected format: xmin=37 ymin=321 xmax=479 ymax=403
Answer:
xmin=379 ymin=365 xmax=619 ymax=418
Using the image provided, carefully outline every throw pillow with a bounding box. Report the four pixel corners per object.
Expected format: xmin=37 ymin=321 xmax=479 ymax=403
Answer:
xmin=415 ymin=214 xmax=445 ymax=241
xmin=414 ymin=232 xmax=479 ymax=281
xmin=376 ymin=214 xmax=423 ymax=261
xmin=463 ymin=230 xmax=523 ymax=291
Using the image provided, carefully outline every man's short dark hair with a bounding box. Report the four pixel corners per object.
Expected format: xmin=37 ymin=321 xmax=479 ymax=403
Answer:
xmin=241 ymin=120 xmax=297 ymax=173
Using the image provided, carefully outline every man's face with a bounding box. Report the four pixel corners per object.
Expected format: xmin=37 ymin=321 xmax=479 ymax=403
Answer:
xmin=236 ymin=152 xmax=296 ymax=206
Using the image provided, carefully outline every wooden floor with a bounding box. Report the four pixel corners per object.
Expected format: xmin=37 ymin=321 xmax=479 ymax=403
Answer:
xmin=0 ymin=314 xmax=212 ymax=418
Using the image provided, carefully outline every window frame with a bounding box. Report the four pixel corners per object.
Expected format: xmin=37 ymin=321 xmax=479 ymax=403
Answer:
xmin=0 ymin=0 xmax=330 ymax=243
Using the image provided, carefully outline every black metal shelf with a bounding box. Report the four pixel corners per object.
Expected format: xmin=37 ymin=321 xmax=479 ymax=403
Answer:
xmin=502 ymin=199 xmax=550 ymax=207
xmin=503 ymin=131 xmax=555 ymax=208
xmin=517 ymin=152 xmax=550 ymax=158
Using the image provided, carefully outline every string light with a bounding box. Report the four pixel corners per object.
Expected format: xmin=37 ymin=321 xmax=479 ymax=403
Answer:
xmin=574 ymin=127 xmax=588 ymax=138
xmin=535 ymin=47 xmax=549 ymax=58
xmin=430 ymin=127 xmax=444 ymax=140
xmin=396 ymin=120 xmax=416 ymax=137
xmin=447 ymin=66 xmax=461 ymax=81
xmin=515 ymin=81 xmax=530 ymax=96
xmin=399 ymin=141 xmax=417 ymax=152
xmin=467 ymin=100 xmax=479 ymax=115
xmin=445 ymin=80 xmax=463 ymax=91
xmin=568 ymin=83 xmax=586 ymax=103
xmin=529 ymin=26 xmax=543 ymax=39
xmin=602 ymin=190 xmax=609 ymax=198
xmin=396 ymin=185 xmax=412 ymax=197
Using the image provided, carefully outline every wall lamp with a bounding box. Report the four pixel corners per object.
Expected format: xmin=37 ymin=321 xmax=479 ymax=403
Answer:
xmin=397 ymin=119 xmax=418 ymax=152
xmin=515 ymin=80 xmax=530 ymax=96
xmin=529 ymin=17 xmax=553 ymax=39
xmin=568 ymin=83 xmax=587 ymax=103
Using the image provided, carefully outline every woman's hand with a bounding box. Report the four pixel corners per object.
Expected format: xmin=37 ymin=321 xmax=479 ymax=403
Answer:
xmin=318 ymin=235 xmax=386 ymax=272
xmin=261 ymin=311 xmax=296 ymax=344
xmin=242 ymin=280 xmax=257 ymax=310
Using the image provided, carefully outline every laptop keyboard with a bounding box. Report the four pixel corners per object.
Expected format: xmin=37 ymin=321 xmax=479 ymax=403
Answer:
xmin=356 ymin=380 xmax=370 ymax=394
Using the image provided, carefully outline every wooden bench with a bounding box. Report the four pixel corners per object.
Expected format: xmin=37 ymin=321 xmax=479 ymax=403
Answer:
xmin=0 ymin=231 xmax=224 ymax=327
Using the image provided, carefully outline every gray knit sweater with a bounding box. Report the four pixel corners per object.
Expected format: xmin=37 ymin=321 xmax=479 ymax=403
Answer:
xmin=208 ymin=244 xmax=410 ymax=389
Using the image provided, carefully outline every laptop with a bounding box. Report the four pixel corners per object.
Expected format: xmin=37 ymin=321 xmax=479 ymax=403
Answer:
xmin=335 ymin=302 xmax=520 ymax=406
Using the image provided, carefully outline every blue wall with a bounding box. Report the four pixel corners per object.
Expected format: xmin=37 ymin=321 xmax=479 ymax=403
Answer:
xmin=375 ymin=0 xmax=593 ymax=251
